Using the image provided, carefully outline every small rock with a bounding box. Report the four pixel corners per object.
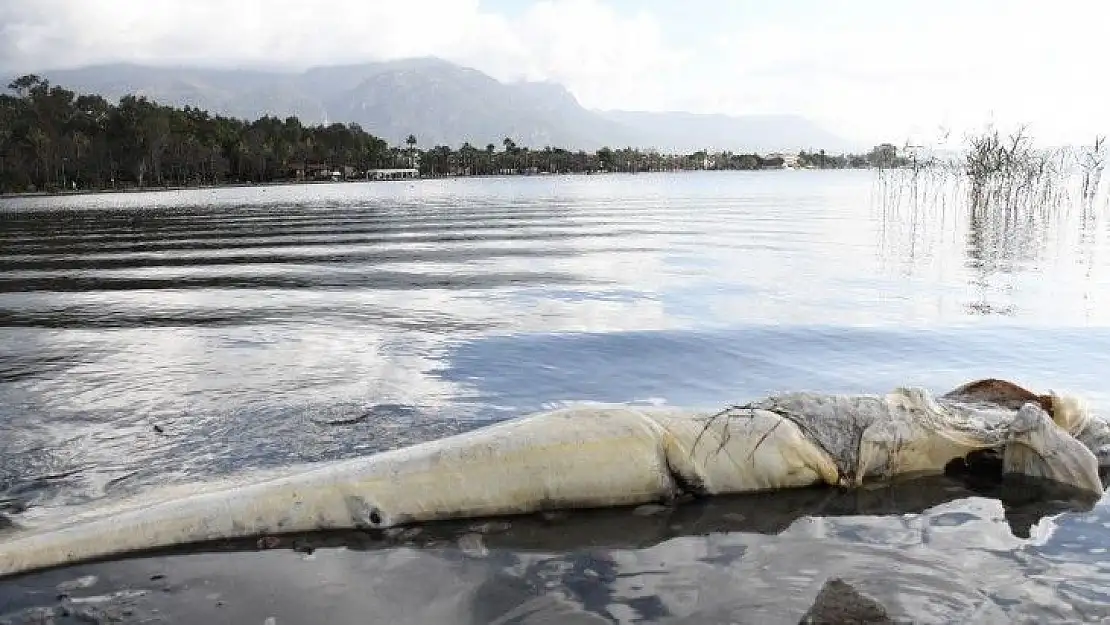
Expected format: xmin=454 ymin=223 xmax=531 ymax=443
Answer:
xmin=57 ymin=575 xmax=98 ymax=592
xmin=73 ymin=606 xmax=112 ymax=623
xmin=256 ymin=536 xmax=281 ymax=550
xmin=799 ymin=578 xmax=895 ymax=624
xmin=0 ymin=497 xmax=28 ymax=515
xmin=632 ymin=504 xmax=668 ymax=517
xmin=457 ymin=533 xmax=488 ymax=558
xmin=9 ymin=607 xmax=56 ymax=624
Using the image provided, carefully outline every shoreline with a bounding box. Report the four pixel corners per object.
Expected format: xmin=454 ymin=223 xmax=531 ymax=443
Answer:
xmin=0 ymin=474 xmax=1093 ymax=624
xmin=0 ymin=167 xmax=879 ymax=201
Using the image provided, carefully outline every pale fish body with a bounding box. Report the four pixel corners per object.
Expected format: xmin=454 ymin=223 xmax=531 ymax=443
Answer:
xmin=0 ymin=383 xmax=1104 ymax=579
xmin=0 ymin=405 xmax=838 ymax=578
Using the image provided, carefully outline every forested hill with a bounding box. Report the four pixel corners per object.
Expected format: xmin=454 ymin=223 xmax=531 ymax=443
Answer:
xmin=0 ymin=74 xmax=902 ymax=194
xmin=0 ymin=74 xmax=397 ymax=192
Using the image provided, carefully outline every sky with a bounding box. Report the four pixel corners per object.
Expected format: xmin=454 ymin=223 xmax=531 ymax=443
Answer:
xmin=1 ymin=0 xmax=1107 ymax=147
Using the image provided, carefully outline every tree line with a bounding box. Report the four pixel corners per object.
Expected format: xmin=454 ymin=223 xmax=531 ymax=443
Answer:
xmin=0 ymin=74 xmax=907 ymax=194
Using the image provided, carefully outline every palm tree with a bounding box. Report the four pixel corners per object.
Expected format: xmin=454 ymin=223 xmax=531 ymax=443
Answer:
xmin=405 ymin=134 xmax=417 ymax=168
xmin=502 ymin=138 xmax=518 ymax=172
xmin=459 ymin=142 xmax=477 ymax=175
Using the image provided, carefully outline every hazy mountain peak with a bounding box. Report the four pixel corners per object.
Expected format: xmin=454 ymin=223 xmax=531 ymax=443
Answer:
xmin=17 ymin=57 xmax=856 ymax=153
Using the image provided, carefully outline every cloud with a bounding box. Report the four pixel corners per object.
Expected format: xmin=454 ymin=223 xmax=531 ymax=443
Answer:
xmin=1 ymin=0 xmax=693 ymax=119
xmin=0 ymin=0 xmax=487 ymax=69
xmin=0 ymin=0 xmax=687 ymax=108
xmin=468 ymin=0 xmax=692 ymax=110
xmin=1 ymin=0 xmax=1108 ymax=145
xmin=692 ymin=2 xmax=1110 ymax=144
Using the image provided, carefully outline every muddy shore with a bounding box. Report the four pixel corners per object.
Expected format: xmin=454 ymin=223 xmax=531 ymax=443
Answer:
xmin=0 ymin=475 xmax=1099 ymax=624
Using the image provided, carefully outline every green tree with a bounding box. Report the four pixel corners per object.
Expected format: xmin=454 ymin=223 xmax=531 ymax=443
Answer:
xmin=405 ymin=134 xmax=417 ymax=168
xmin=0 ymin=73 xmax=890 ymax=193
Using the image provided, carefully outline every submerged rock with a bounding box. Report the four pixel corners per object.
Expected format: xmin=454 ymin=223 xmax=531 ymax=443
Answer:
xmin=799 ymin=578 xmax=895 ymax=624
xmin=56 ymin=575 xmax=98 ymax=592
xmin=468 ymin=521 xmax=511 ymax=535
xmin=255 ymin=536 xmax=281 ymax=550
xmin=539 ymin=511 xmax=568 ymax=523
xmin=457 ymin=533 xmax=488 ymax=558
xmin=632 ymin=504 xmax=669 ymax=517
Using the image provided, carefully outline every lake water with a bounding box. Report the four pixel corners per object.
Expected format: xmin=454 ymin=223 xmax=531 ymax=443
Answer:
xmin=2 ymin=170 xmax=1110 ymax=623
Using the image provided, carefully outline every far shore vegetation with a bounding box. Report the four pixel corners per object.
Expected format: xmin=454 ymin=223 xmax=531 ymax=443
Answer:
xmin=0 ymin=75 xmax=913 ymax=195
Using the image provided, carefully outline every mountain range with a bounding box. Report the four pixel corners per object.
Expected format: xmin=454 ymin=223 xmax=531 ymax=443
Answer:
xmin=22 ymin=57 xmax=859 ymax=154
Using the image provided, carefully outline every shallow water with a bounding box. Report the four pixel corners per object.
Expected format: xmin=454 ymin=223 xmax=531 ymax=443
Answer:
xmin=2 ymin=171 xmax=1110 ymax=623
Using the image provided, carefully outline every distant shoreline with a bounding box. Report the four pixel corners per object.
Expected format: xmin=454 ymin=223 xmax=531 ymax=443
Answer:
xmin=0 ymin=178 xmax=367 ymax=200
xmin=3 ymin=75 xmax=908 ymax=196
xmin=0 ymin=168 xmax=883 ymax=201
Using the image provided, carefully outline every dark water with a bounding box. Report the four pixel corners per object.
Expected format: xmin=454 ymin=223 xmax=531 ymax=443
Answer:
xmin=2 ymin=171 xmax=1110 ymax=623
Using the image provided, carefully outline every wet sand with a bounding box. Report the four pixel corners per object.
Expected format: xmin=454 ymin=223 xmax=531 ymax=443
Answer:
xmin=0 ymin=475 xmax=1101 ymax=625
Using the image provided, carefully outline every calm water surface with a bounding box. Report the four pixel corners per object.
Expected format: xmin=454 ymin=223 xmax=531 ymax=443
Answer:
xmin=3 ymin=171 xmax=1110 ymax=623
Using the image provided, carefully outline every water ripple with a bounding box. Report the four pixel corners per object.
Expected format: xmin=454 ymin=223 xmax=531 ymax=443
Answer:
xmin=2 ymin=171 xmax=1110 ymax=621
